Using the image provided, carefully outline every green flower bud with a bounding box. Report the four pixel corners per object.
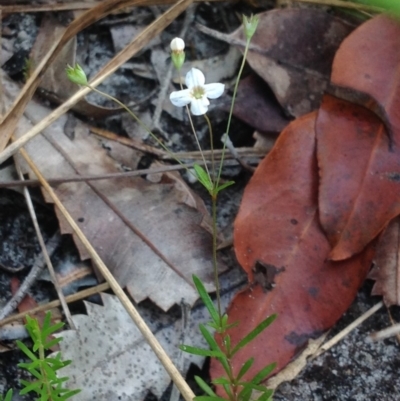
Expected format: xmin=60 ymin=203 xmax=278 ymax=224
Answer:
xmin=243 ymin=14 xmax=259 ymax=40
xmin=66 ymin=63 xmax=88 ymax=86
xmin=170 ymin=37 xmax=185 ymax=70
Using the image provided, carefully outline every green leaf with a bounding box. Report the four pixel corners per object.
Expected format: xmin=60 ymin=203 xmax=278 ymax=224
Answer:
xmin=251 ymin=362 xmax=277 ymax=385
xmin=43 ymin=337 xmax=62 ymax=350
xmin=192 ymin=275 xmax=220 ymax=325
xmin=216 ymin=180 xmax=235 ymax=193
xmin=238 ymin=385 xmax=252 ymax=401
xmin=256 ymin=389 xmax=274 ymax=401
xmin=231 ymin=314 xmax=277 ymax=356
xmin=223 ymin=334 xmax=231 ymax=354
xmin=213 ymin=355 xmax=232 ymax=380
xmin=199 ymin=324 xmax=220 ymax=351
xmin=60 ymin=389 xmax=81 ymax=399
xmin=3 ymin=389 xmax=13 ymax=401
xmin=194 ymin=397 xmax=227 ymax=401
xmin=212 ymin=377 xmax=231 ymax=385
xmin=236 ymin=357 xmax=254 ymax=381
xmin=16 ymin=340 xmax=38 ymax=361
xmin=222 ymin=383 xmax=233 ymax=399
xmin=194 ymin=376 xmax=217 ymax=397
xmin=193 ymin=164 xmax=213 ymax=192
xmin=19 ymin=380 xmax=41 ymax=395
xmin=180 ymin=344 xmax=224 ymax=358
xmin=238 ymin=382 xmax=270 ymax=392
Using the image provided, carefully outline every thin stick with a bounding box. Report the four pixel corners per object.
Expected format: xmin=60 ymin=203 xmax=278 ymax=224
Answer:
xmin=0 ymin=0 xmax=224 ymax=13
xmin=0 ymin=282 xmax=110 ymax=327
xmin=312 ymin=301 xmax=384 ymax=359
xmin=0 ymin=156 xmax=263 ymax=189
xmin=0 ymin=233 xmax=61 ymax=321
xmin=13 ymin=157 xmax=75 ymax=328
xmin=371 ymin=323 xmax=400 ymax=341
xmin=19 ymin=148 xmax=195 ymax=401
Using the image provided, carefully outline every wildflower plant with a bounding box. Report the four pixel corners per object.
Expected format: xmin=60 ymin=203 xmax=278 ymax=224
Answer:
xmin=15 ymin=312 xmax=80 ymax=401
xmin=66 ymin=13 xmax=276 ymax=401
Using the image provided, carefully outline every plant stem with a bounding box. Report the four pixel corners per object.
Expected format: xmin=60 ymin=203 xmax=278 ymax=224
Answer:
xmin=211 ymin=194 xmax=222 ymax=319
xmin=177 ymin=77 xmax=212 ymax=180
xmin=216 ymin=37 xmax=251 ymax=188
xmin=88 ymin=85 xmax=195 ymax=178
xmin=204 ymin=114 xmax=215 ymax=182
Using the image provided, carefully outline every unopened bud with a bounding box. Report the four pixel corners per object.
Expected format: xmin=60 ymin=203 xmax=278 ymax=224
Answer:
xmin=170 ymin=37 xmax=185 ymax=70
xmin=66 ymin=63 xmax=88 ymax=86
xmin=242 ymin=14 xmax=259 ymax=40
xmin=170 ymin=37 xmax=185 ymax=52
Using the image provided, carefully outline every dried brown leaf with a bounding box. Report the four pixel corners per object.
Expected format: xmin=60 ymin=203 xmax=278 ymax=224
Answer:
xmin=3 ymin=73 xmax=222 ymax=311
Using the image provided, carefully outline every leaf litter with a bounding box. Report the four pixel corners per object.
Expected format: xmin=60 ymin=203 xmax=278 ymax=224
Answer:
xmin=2 ymin=3 xmax=400 ymax=400
xmin=1 ymin=71 xmax=225 ymax=312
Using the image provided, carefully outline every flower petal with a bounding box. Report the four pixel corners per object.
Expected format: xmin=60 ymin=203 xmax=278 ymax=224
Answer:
xmin=185 ymin=68 xmax=205 ymax=89
xmin=190 ymin=97 xmax=209 ymax=116
xmin=204 ymin=83 xmax=225 ymax=99
xmin=170 ymin=89 xmax=192 ymax=107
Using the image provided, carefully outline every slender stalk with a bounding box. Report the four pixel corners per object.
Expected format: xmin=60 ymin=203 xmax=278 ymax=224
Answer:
xmin=178 ymin=77 xmax=212 ymax=180
xmin=211 ymin=194 xmax=222 ymax=318
xmin=204 ymin=114 xmax=215 ymax=182
xmin=216 ymin=37 xmax=251 ymax=188
xmin=88 ymin=85 xmax=195 ymax=179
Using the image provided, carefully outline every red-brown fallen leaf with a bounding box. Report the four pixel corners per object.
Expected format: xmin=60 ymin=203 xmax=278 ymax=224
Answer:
xmin=316 ymin=95 xmax=400 ymax=260
xmin=329 ymin=15 xmax=400 ymax=147
xmin=369 ymin=217 xmax=400 ymax=306
xmin=211 ymin=113 xmax=375 ymax=384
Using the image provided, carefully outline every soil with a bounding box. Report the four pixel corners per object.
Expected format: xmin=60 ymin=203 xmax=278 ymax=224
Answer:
xmin=0 ymin=2 xmax=399 ymax=401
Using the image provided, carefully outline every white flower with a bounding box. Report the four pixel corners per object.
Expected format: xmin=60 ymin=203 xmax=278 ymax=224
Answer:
xmin=169 ymin=68 xmax=225 ymax=116
xmin=170 ymin=37 xmax=185 ymax=52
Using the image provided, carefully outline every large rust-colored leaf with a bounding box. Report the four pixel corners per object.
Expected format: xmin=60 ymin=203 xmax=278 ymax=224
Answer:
xmin=328 ymin=14 xmax=400 ymax=147
xmin=316 ymin=95 xmax=400 ymax=260
xmin=211 ymin=113 xmax=375 ymax=382
xmin=316 ymin=15 xmax=400 ymax=260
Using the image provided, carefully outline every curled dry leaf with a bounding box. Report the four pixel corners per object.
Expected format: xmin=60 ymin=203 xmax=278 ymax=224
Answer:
xmin=211 ymin=113 xmax=375 ymax=384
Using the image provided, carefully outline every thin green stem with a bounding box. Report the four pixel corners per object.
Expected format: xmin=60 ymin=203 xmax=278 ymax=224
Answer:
xmin=87 ymin=85 xmax=195 ymax=179
xmin=211 ymin=194 xmax=222 ymax=319
xmin=216 ymin=37 xmax=251 ymax=188
xmin=204 ymin=114 xmax=215 ymax=183
xmin=177 ymin=76 xmax=212 ymax=180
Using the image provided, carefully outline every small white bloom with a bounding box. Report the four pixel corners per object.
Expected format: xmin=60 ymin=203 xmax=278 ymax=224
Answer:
xmin=169 ymin=68 xmax=225 ymax=116
xmin=170 ymin=37 xmax=185 ymax=52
